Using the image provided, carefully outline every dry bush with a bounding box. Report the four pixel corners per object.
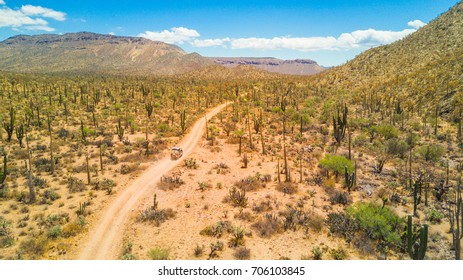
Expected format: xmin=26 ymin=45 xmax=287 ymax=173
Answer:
xmin=184 ymin=158 xmax=198 ymax=169
xmin=157 ymin=176 xmax=185 ymax=191
xmin=234 ymin=173 xmax=271 ymax=192
xmin=252 ymin=213 xmax=283 ymax=238
xmin=213 ymin=162 xmax=229 ymax=174
xmin=326 ymin=212 xmax=358 ymax=243
xmin=66 ymin=176 xmax=86 ymax=193
xmin=224 ymin=187 xmax=248 ymax=207
xmin=234 ymin=247 xmax=251 ymax=260
xmin=18 ymin=237 xmax=48 ymax=259
xmin=137 ymin=204 xmax=176 ymax=226
xmin=325 ymin=186 xmax=352 ymax=205
xmin=120 ymin=153 xmax=143 ymax=163
xmin=200 ymin=221 xmax=232 ymax=238
xmin=252 ymin=200 xmax=273 ymax=213
xmin=119 ymin=163 xmax=140 ymax=174
xmin=276 ymin=182 xmax=298 ymax=194
xmin=234 ymin=210 xmax=255 ymax=222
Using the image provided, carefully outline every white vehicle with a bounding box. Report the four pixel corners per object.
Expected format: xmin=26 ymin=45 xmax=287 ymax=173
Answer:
xmin=170 ymin=147 xmax=183 ymax=160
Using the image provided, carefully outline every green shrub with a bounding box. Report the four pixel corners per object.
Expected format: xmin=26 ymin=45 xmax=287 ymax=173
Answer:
xmin=417 ymin=144 xmax=445 ymax=162
xmin=385 ymin=138 xmax=408 ymax=158
xmin=312 ymin=246 xmax=323 ymax=260
xmin=47 ymin=225 xmax=62 ymax=239
xmin=0 ymin=216 xmax=14 ymax=248
xmin=373 ymin=125 xmax=399 ymax=140
xmin=347 ymin=203 xmax=403 ymax=248
xmin=426 ymin=207 xmax=444 ymax=224
xmin=330 ymin=248 xmax=347 ymax=260
xmin=148 ymin=247 xmax=170 ymax=260
xmin=319 ymin=154 xmax=353 ymax=175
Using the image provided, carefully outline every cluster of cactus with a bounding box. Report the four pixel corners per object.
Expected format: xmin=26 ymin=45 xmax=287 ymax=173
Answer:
xmin=229 ymin=187 xmax=248 ymax=207
xmin=180 ymin=109 xmax=186 ymax=134
xmin=3 ymin=107 xmax=16 ymax=142
xmin=184 ymin=158 xmax=198 ymax=169
xmin=333 ymin=104 xmax=348 ymax=145
xmin=116 ymin=118 xmax=125 ymax=141
xmin=344 ymin=163 xmax=356 ymax=192
xmin=407 ymin=215 xmax=428 ymax=260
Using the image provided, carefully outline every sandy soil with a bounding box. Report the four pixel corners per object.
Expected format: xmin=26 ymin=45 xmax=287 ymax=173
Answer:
xmin=76 ymin=103 xmax=228 ymax=259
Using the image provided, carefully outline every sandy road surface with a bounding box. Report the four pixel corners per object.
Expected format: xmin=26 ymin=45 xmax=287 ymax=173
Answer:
xmin=78 ymin=103 xmax=228 ymax=259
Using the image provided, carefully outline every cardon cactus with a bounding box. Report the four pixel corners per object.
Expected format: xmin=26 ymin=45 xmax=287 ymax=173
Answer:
xmin=407 ymin=215 xmax=428 ymax=260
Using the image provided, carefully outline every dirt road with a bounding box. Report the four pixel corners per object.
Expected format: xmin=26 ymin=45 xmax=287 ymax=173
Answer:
xmin=78 ymin=103 xmax=228 ymax=259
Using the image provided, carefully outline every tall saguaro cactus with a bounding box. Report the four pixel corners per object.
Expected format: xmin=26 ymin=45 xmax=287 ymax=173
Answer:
xmin=407 ymin=215 xmax=428 ymax=260
xmin=0 ymin=153 xmax=7 ymax=186
xmin=116 ymin=118 xmax=125 ymax=141
xmin=333 ymin=104 xmax=348 ymax=145
xmin=180 ymin=109 xmax=186 ymax=134
xmin=344 ymin=162 xmax=356 ymax=192
xmin=3 ymin=107 xmax=16 ymax=142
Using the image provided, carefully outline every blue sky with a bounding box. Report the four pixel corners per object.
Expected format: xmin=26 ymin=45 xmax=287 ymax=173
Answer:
xmin=0 ymin=0 xmax=458 ymax=66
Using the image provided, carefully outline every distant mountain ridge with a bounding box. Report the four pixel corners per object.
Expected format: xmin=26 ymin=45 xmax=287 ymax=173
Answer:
xmin=0 ymin=32 xmax=214 ymax=75
xmin=212 ymin=57 xmax=326 ymax=75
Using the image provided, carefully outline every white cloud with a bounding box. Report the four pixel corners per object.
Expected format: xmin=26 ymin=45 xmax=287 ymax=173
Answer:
xmin=24 ymin=24 xmax=55 ymax=32
xmin=140 ymin=20 xmax=425 ymax=53
xmin=227 ymin=23 xmax=422 ymax=52
xmin=138 ymin=27 xmax=200 ymax=44
xmin=191 ymin=38 xmax=230 ymax=47
xmin=109 ymin=32 xmax=115 ymax=35
xmin=0 ymin=1 xmax=5 ymax=5
xmin=0 ymin=4 xmax=65 ymax=32
xmin=21 ymin=5 xmax=66 ymax=21
xmin=408 ymin=19 xmax=426 ymax=29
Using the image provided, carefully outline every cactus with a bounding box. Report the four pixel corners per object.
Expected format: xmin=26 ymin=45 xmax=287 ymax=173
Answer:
xmin=145 ymin=101 xmax=154 ymax=119
xmin=284 ymin=144 xmax=289 ymax=182
xmin=86 ymin=153 xmax=91 ymax=185
xmin=152 ymin=193 xmax=158 ymax=210
xmin=407 ymin=215 xmax=428 ymax=260
xmin=116 ymin=118 xmax=124 ymax=141
xmin=229 ymin=187 xmax=248 ymax=207
xmin=0 ymin=153 xmax=7 ymax=186
xmin=242 ymin=153 xmax=248 ymax=168
xmin=3 ymin=107 xmax=16 ymax=142
xmin=413 ymin=174 xmax=423 ymax=216
xmin=333 ymin=104 xmax=348 ymax=145
xmin=15 ymin=123 xmax=24 ymax=147
xmin=344 ymin=162 xmax=356 ymax=192
xmin=260 ymin=128 xmax=266 ymax=155
xmin=180 ymin=109 xmax=186 ymax=134
xmin=80 ymin=120 xmax=87 ymax=143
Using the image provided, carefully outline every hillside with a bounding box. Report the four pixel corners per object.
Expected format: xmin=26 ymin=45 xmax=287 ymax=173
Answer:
xmin=0 ymin=32 xmax=214 ymax=75
xmin=316 ymin=1 xmax=463 ymax=116
xmin=212 ymin=57 xmax=326 ymax=75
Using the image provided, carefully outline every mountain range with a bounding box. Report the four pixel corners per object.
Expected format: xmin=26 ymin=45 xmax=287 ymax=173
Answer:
xmin=0 ymin=32 xmax=214 ymax=75
xmin=0 ymin=32 xmax=325 ymax=76
xmin=212 ymin=57 xmax=326 ymax=75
